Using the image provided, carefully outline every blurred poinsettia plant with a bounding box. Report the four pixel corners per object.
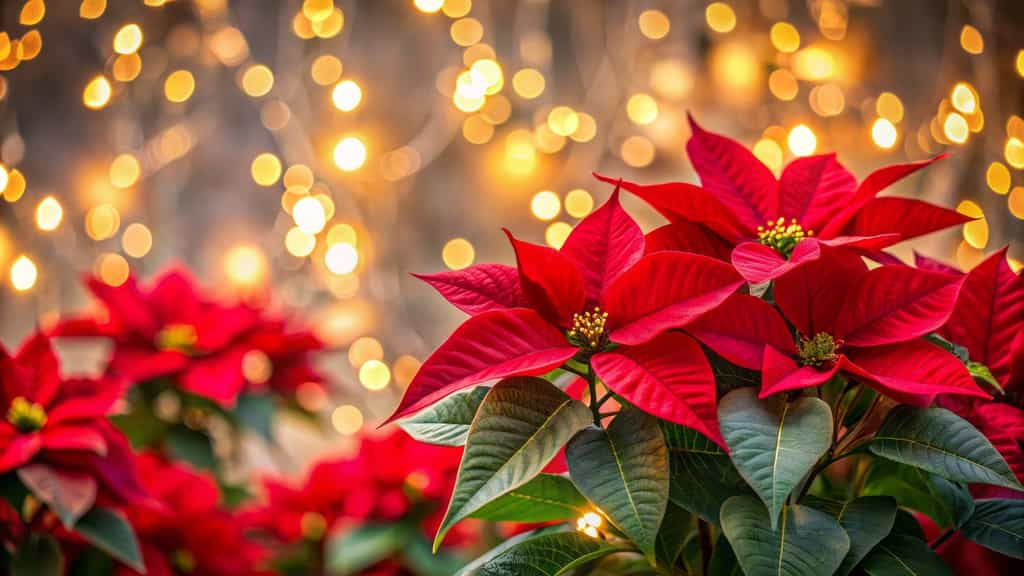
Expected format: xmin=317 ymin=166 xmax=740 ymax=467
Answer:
xmin=390 ymin=118 xmax=1024 ymax=575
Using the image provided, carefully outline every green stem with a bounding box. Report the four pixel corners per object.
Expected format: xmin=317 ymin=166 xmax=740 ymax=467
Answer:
xmin=798 ymin=444 xmax=868 ymax=502
xmin=697 ymin=519 xmax=712 ymax=575
xmin=585 ymin=365 xmax=602 ymax=427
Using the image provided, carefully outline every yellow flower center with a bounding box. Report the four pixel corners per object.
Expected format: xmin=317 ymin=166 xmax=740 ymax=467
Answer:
xmin=568 ymin=307 xmax=609 ymax=353
xmin=757 ymin=217 xmax=814 ymax=258
xmin=799 ymin=333 xmax=839 ymax=367
xmin=7 ymin=397 xmax=46 ymax=432
xmin=300 ymin=511 xmax=328 ymax=541
xmin=172 ymin=549 xmax=196 ymax=573
xmin=155 ymin=323 xmax=198 ymax=353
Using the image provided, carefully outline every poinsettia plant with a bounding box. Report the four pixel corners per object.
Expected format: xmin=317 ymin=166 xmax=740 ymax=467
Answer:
xmin=391 ymin=119 xmax=1024 ymax=575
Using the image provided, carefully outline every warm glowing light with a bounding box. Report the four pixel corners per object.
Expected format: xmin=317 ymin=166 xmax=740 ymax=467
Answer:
xmin=626 ymin=93 xmax=658 ymax=125
xmin=876 ymin=92 xmax=904 ymax=123
xmin=1009 ymin=187 xmax=1024 ymax=220
xmin=504 ymin=129 xmax=537 ymax=174
xmin=957 ymin=200 xmax=988 ymax=249
xmin=576 ymin=511 xmax=603 ymax=538
xmin=359 ymin=359 xmax=391 ymax=391
xmin=0 ymin=166 xmax=9 ymax=198
xmin=20 ymin=1 xmax=45 ymax=26
xmin=462 ymin=115 xmax=494 ymax=144
xmin=292 ymin=197 xmax=327 ymax=234
xmin=18 ymin=30 xmax=42 ymax=61
xmin=442 ymin=0 xmax=471 ymax=18
xmin=113 ymin=54 xmax=142 ymax=82
xmin=649 ymin=59 xmax=694 ymax=101
xmin=753 ymin=139 xmax=783 ymax=172
xmin=311 ymin=8 xmax=344 ymax=38
xmin=533 ymin=124 xmax=566 ymax=155
xmin=249 ymin=153 xmax=281 ymax=186
xmin=303 ymin=0 xmax=334 ymax=22
xmin=209 ymin=26 xmax=249 ymax=66
xmin=261 ymin=100 xmax=290 ymax=131
xmin=792 ymin=47 xmax=834 ymax=81
xmin=787 ymin=124 xmax=817 ymax=156
xmin=943 ymin=113 xmax=969 ymax=144
xmin=450 ymin=17 xmax=483 ymax=46
xmin=96 ymin=253 xmax=130 ymax=287
xmin=331 ymin=405 xmax=363 ymax=435
xmin=83 ymin=76 xmax=112 ymax=109
xmin=164 ymin=70 xmax=195 ymax=103
xmin=310 ymin=54 xmax=343 ymax=86
xmin=333 ymin=137 xmax=367 ymax=171
xmin=768 ymin=69 xmax=798 ymax=101
xmin=80 ymin=0 xmax=107 ymax=19
xmin=710 ymin=42 xmax=760 ymax=103
xmin=571 ymin=112 xmax=597 ymax=143
xmin=620 ymin=136 xmax=655 ymax=167
xmin=35 ymin=196 xmax=62 ymax=231
xmin=285 ymin=227 xmax=316 ymax=257
xmin=1017 ymin=50 xmax=1024 ymax=78
xmin=284 ymin=164 xmax=315 ymax=190
xmin=770 ymin=22 xmax=800 ymax=53
xmin=531 ymin=191 xmax=561 ymax=221
xmin=348 ymin=337 xmax=383 ymax=368
xmin=705 ymin=2 xmax=736 ymax=33
xmin=241 ymin=64 xmax=274 ymax=97
xmin=471 ymin=59 xmax=503 ymax=95
xmin=950 ymin=82 xmax=978 ymax=114
xmin=331 ymin=80 xmax=362 ymax=111
xmin=10 ymin=256 xmax=37 ymax=292
xmin=547 ymin=106 xmax=579 ymax=137
xmin=960 ymin=25 xmax=983 ymax=55
xmin=121 ymin=223 xmax=153 ymax=258
xmin=987 ymin=162 xmax=1011 ymax=195
xmin=413 ymin=0 xmax=444 ymax=13
xmin=482 ymin=95 xmax=512 ymax=125
xmin=393 ymin=355 xmax=420 ymax=388
xmin=545 ymin=221 xmax=572 ymax=249
xmin=442 ymin=238 xmax=475 ymax=270
xmin=512 ymin=68 xmax=545 ymax=99
xmin=224 ymin=244 xmax=268 ymax=287
xmin=871 ymin=118 xmax=898 ymax=149
xmin=1004 ymin=137 xmax=1024 ymax=169
xmin=85 ymin=204 xmax=120 ymax=240
xmin=564 ymin=189 xmax=593 ymax=219
xmin=114 ymin=24 xmax=143 ymax=55
xmin=110 ymin=153 xmax=141 ymax=188
xmin=325 ymin=242 xmax=358 ymax=275
xmin=638 ymin=10 xmax=670 ymax=40
xmin=809 ymin=83 xmax=844 ymax=117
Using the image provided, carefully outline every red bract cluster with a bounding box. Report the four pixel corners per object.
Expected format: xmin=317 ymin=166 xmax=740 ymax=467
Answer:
xmin=54 ymin=268 xmax=324 ymax=407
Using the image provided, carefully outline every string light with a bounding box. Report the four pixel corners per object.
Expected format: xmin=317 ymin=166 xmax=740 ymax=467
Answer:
xmin=705 ymin=3 xmax=736 ymax=33
xmin=787 ymin=124 xmax=817 ymax=156
xmin=121 ymin=223 xmax=153 ymax=258
xmin=530 ymin=191 xmax=561 ymax=221
xmin=83 ymin=76 xmax=112 ymax=109
xmin=638 ymin=10 xmax=670 ymax=40
xmin=442 ymin=238 xmax=474 ymax=270
xmin=870 ymin=118 xmax=898 ymax=149
xmin=331 ymin=80 xmax=362 ymax=111
xmin=333 ymin=137 xmax=367 ymax=171
xmin=113 ymin=24 xmax=143 ymax=55
xmin=35 ymin=196 xmax=63 ymax=231
xmin=10 ymin=255 xmax=37 ymax=292
xmin=564 ymin=189 xmax=593 ymax=218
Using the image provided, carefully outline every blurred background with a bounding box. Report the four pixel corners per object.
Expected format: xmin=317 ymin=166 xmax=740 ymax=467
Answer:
xmin=0 ymin=0 xmax=1021 ymax=464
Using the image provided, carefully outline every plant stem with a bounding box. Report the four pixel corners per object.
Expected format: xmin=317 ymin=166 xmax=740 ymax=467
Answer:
xmin=697 ymin=519 xmax=712 ymax=575
xmin=585 ymin=365 xmax=602 ymax=427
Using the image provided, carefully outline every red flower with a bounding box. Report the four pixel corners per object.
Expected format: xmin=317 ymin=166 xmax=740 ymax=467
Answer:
xmin=390 ymin=191 xmax=752 ymax=446
xmin=0 ymin=333 xmax=149 ymax=515
xmin=598 ymin=115 xmax=969 ymax=283
xmin=118 ymin=453 xmax=267 ymax=576
xmin=756 ymin=248 xmax=987 ymax=405
xmin=239 ymin=319 xmax=325 ymax=398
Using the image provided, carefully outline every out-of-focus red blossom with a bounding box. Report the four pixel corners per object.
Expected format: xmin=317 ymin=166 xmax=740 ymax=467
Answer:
xmin=918 ymin=249 xmax=1024 ymax=490
xmin=245 ymin=430 xmax=474 ymax=569
xmin=916 ymin=511 xmax=1024 ymax=576
xmin=52 ymin=268 xmax=324 ymax=407
xmin=598 ymin=115 xmax=968 ymax=283
xmin=117 ymin=453 xmax=268 ymax=576
xmin=0 ymin=333 xmax=148 ymax=508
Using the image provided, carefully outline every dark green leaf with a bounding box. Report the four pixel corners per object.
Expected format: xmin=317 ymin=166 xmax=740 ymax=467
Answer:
xmin=435 ymin=377 xmax=591 ymax=550
xmin=655 ymin=502 xmax=691 ymax=568
xmin=17 ymin=464 xmax=96 ymax=528
xmin=111 ymin=405 xmax=168 ymax=449
xmin=869 ymin=406 xmax=1022 ymax=491
xmin=708 ymin=533 xmax=742 ymax=576
xmin=567 ymin=409 xmax=669 ymax=559
xmin=720 ymin=495 xmax=850 ymax=576
xmin=590 ymin=552 xmax=661 ymax=575
xmin=11 ymin=534 xmax=64 ymax=576
xmin=325 ymin=524 xmax=408 ymax=575
xmin=961 ymin=498 xmax=1024 ymax=560
xmin=455 ymin=525 xmax=569 ymax=576
xmin=861 ymin=460 xmax=974 ymax=529
xmin=890 ymin=509 xmax=926 ymax=540
xmin=75 ymin=507 xmax=145 ymax=573
xmin=477 ymin=531 xmax=624 ymax=576
xmin=399 ymin=386 xmax=489 ymax=447
xmin=857 ymin=534 xmax=953 ymax=575
xmin=0 ymin=472 xmax=29 ymax=514
xmin=804 ymin=495 xmax=897 ymax=576
xmin=718 ymin=388 xmax=833 ymax=528
xmin=680 ymin=531 xmax=702 ymax=576
xmin=470 ymin=473 xmax=587 ymax=523
xmin=662 ymin=421 xmax=750 ymax=524
xmin=235 ymin=393 xmax=275 ymax=441
xmin=165 ymin=425 xmax=217 ymax=472
xmin=707 ymin=349 xmax=761 ymax=394
xmin=967 ymin=362 xmax=1003 ymax=394
xmin=403 ymin=536 xmax=467 ymax=576
xmin=925 ymin=333 xmax=969 ymax=364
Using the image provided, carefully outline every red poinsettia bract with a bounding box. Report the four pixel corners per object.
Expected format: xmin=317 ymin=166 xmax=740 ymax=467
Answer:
xmin=597 ymin=115 xmax=969 ymax=282
xmin=389 ymin=191 xmax=764 ymax=446
xmin=756 ymin=248 xmax=988 ymax=405
xmin=0 ymin=333 xmax=149 ymax=516
xmin=118 ymin=453 xmax=267 ymax=576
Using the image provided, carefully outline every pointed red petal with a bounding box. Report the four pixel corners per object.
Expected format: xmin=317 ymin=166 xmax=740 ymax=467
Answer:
xmin=773 ymin=248 xmax=867 ymax=337
xmin=560 ymin=189 xmax=644 ymax=304
xmin=644 ymin=221 xmax=734 ymax=261
xmin=731 ymin=239 xmax=821 ymax=283
xmin=505 ymin=230 xmax=586 ymax=327
xmin=42 ymin=426 xmax=108 ymax=455
xmin=913 ymin=252 xmax=962 ymax=275
xmin=0 ymin=433 xmax=42 ymax=473
xmin=970 ymin=402 xmax=1024 ymax=482
xmin=150 ymin=268 xmax=203 ymax=324
xmin=413 ymin=264 xmax=526 ymax=316
xmin=384 ymin=309 xmax=578 ymax=423
xmin=15 ymin=333 xmax=62 ymax=407
xmin=594 ymin=173 xmax=749 ymax=241
xmin=836 ymin=266 xmax=964 ymax=347
xmin=180 ymin=349 xmax=248 ymax=408
xmin=841 ymin=197 xmax=971 ymax=241
xmin=843 ymin=339 xmax=988 ymax=406
xmin=592 ymin=332 xmax=724 ymax=448
xmin=85 ymin=276 xmax=160 ymax=339
xmin=760 ymin=346 xmax=840 ymax=398
xmin=941 ymin=248 xmax=1024 ymax=388
xmin=777 ymin=153 xmax=857 ymax=233
xmin=603 ymin=252 xmax=743 ymax=346
xmin=686 ymin=115 xmax=777 ymax=231
xmin=820 ymin=154 xmax=948 ymax=238
xmin=687 ymin=294 xmax=796 ymax=369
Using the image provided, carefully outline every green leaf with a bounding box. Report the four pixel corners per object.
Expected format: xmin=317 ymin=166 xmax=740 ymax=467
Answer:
xmin=403 ymin=536 xmax=467 ymax=576
xmin=11 ymin=534 xmax=64 ymax=576
xmin=718 ymin=388 xmax=833 ymax=528
xmin=708 ymin=533 xmax=742 ymax=576
xmin=399 ymin=386 xmax=489 ymax=447
xmin=235 ymin=393 xmax=275 ymax=441
xmin=435 ymin=377 xmax=591 ymax=550
xmin=857 ymin=534 xmax=953 ymax=575
xmin=803 ymin=495 xmax=897 ymax=576
xmin=925 ymin=333 xmax=969 ymax=364
xmin=861 ymin=460 xmax=974 ymax=529
xmin=325 ymin=524 xmax=408 ymax=575
xmin=17 ymin=464 xmax=97 ymax=529
xmin=869 ymin=406 xmax=1022 ymax=491
xmin=967 ymin=362 xmax=1004 ymax=394
xmin=961 ymin=498 xmax=1024 ymax=560
xmin=680 ymin=531 xmax=702 ymax=576
xmin=165 ymin=425 xmax=218 ymax=472
xmin=662 ymin=421 xmax=750 ymax=524
xmin=655 ymin=501 xmax=691 ymax=568
xmin=74 ymin=507 xmax=145 ymax=573
xmin=590 ymin=552 xmax=661 ymax=575
xmin=720 ymin=495 xmax=850 ymax=576
xmin=470 ymin=473 xmax=587 ymax=522
xmin=567 ymin=409 xmax=670 ymax=560
xmin=890 ymin=509 xmax=926 ymax=540
xmin=455 ymin=525 xmax=569 ymax=576
xmin=707 ymin=349 xmax=761 ymax=394
xmin=0 ymin=472 xmax=29 ymax=514
xmin=476 ymin=531 xmax=624 ymax=576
